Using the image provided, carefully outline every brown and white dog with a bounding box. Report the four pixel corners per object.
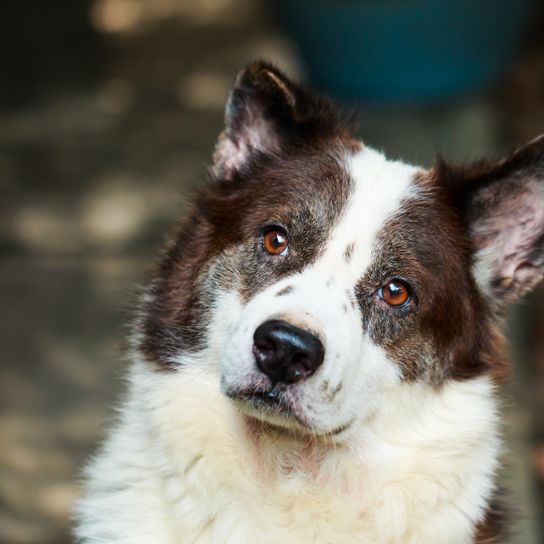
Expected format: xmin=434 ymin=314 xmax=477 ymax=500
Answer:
xmin=74 ymin=62 xmax=544 ymax=543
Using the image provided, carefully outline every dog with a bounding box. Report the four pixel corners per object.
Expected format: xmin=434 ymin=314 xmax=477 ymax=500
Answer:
xmin=74 ymin=62 xmax=544 ymax=543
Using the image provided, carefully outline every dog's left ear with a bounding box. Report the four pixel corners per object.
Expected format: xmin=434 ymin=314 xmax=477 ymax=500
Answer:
xmin=441 ymin=135 xmax=544 ymax=310
xmin=212 ymin=61 xmax=350 ymax=181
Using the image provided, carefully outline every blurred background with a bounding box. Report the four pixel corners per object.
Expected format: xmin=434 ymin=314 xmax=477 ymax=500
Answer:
xmin=1 ymin=0 xmax=544 ymax=542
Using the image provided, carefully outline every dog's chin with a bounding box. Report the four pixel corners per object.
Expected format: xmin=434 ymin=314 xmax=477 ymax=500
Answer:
xmin=224 ymin=386 xmax=353 ymax=440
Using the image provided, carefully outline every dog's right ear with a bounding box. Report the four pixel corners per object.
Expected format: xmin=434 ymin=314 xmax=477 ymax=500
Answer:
xmin=439 ymin=135 xmax=544 ymax=312
xmin=212 ymin=61 xmax=351 ymax=181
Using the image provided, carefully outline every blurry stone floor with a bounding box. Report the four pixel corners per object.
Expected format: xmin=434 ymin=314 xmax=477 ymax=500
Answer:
xmin=1 ymin=1 xmax=544 ymax=542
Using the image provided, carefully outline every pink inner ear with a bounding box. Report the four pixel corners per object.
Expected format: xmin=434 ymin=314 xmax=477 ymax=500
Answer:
xmin=513 ymin=262 xmax=539 ymax=284
xmin=213 ymin=113 xmax=281 ymax=180
xmin=497 ymin=203 xmax=542 ymax=279
xmin=212 ymin=135 xmax=251 ymax=180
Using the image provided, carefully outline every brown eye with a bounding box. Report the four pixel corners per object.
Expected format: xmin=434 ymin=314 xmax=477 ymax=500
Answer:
xmin=379 ymin=280 xmax=411 ymax=307
xmin=262 ymin=229 xmax=289 ymax=256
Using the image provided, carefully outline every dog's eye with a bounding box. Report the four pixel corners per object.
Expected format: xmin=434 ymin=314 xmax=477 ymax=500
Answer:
xmin=378 ymin=280 xmax=411 ymax=307
xmin=262 ymin=228 xmax=289 ymax=256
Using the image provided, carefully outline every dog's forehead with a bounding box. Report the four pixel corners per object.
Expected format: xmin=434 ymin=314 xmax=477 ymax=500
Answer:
xmin=317 ymin=146 xmax=421 ymax=277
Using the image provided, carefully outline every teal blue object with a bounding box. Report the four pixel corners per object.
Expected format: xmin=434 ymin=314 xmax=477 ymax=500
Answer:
xmin=275 ymin=0 xmax=535 ymax=102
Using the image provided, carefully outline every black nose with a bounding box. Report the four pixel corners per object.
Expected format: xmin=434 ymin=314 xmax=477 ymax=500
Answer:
xmin=253 ymin=319 xmax=325 ymax=384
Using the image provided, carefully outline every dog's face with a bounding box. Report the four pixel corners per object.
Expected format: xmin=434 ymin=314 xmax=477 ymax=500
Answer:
xmin=140 ymin=63 xmax=544 ymax=440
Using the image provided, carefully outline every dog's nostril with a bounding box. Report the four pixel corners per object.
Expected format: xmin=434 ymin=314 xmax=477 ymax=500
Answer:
xmin=252 ymin=319 xmax=324 ymax=384
xmin=284 ymin=360 xmax=307 ymax=382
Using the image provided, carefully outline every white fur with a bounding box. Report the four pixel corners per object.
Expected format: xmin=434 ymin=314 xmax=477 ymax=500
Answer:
xmin=75 ymin=361 xmax=499 ymax=544
xmin=75 ymin=147 xmax=501 ymax=543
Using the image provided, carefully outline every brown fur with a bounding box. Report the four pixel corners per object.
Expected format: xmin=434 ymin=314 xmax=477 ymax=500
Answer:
xmin=354 ymin=178 xmax=506 ymax=384
xmin=474 ymin=499 xmax=510 ymax=543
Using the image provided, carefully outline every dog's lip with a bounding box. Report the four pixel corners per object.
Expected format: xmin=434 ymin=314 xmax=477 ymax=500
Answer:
xmin=226 ymin=386 xmax=304 ymax=424
xmin=225 ymin=387 xmax=354 ymax=437
xmin=227 ymin=387 xmax=292 ymax=414
xmin=328 ymin=419 xmax=354 ymax=436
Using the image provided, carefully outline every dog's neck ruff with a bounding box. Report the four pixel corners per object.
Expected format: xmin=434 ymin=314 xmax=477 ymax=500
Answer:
xmin=75 ymin=356 xmax=500 ymax=544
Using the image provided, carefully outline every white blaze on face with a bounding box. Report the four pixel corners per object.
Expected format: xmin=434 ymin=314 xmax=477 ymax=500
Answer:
xmin=317 ymin=146 xmax=420 ymax=282
xmin=216 ymin=146 xmax=422 ymax=433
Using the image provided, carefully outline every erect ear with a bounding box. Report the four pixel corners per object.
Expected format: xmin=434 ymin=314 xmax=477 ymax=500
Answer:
xmin=440 ymin=135 xmax=544 ymax=311
xmin=212 ymin=61 xmax=352 ymax=181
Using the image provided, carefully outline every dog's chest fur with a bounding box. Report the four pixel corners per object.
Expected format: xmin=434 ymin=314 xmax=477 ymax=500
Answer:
xmin=77 ymin=363 xmax=500 ymax=544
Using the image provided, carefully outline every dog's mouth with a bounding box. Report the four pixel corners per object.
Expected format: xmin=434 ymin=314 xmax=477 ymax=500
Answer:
xmin=225 ymin=385 xmax=353 ymax=437
xmin=227 ymin=386 xmax=298 ymax=421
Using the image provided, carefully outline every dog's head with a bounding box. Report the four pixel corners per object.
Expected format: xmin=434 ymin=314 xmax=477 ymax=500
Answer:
xmin=140 ymin=62 xmax=544 ymax=439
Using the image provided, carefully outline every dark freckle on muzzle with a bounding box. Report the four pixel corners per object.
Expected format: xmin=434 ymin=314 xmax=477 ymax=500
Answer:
xmin=346 ymin=289 xmax=357 ymax=309
xmin=329 ymin=383 xmax=342 ymax=400
xmin=276 ymin=286 xmax=294 ymax=297
xmin=322 ymin=380 xmax=342 ymax=401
